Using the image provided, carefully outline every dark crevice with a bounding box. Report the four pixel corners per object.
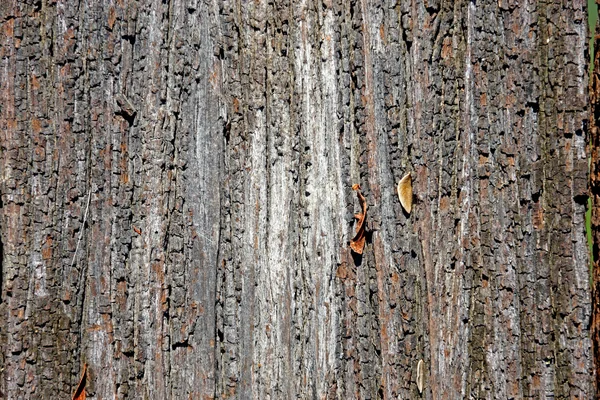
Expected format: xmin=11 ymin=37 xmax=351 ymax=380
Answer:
xmin=526 ymin=101 xmax=540 ymax=113
xmin=123 ymin=34 xmax=136 ymax=46
xmin=171 ymin=337 xmax=191 ymax=350
xmin=351 ymin=250 xmax=363 ymax=266
xmin=574 ymin=193 xmax=589 ymax=205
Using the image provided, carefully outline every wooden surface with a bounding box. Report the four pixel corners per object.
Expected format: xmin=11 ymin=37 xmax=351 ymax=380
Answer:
xmin=0 ymin=0 xmax=593 ymax=398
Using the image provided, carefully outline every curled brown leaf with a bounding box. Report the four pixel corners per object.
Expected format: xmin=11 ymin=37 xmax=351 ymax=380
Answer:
xmin=72 ymin=364 xmax=87 ymax=400
xmin=350 ymin=184 xmax=367 ymax=254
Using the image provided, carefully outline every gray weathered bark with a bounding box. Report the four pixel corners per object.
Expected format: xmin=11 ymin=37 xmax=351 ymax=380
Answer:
xmin=0 ymin=0 xmax=593 ymax=399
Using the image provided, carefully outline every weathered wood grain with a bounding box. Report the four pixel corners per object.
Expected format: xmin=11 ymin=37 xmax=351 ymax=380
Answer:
xmin=0 ymin=0 xmax=592 ymax=399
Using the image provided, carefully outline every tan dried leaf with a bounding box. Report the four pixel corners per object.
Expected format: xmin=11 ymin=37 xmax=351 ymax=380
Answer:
xmin=350 ymin=184 xmax=367 ymax=254
xmin=416 ymin=359 xmax=424 ymax=394
xmin=397 ymin=173 xmax=413 ymax=213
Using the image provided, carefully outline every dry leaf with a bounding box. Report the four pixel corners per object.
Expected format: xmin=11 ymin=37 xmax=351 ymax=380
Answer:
xmin=133 ymin=226 xmax=142 ymax=235
xmin=416 ymin=359 xmax=424 ymax=394
xmin=72 ymin=364 xmax=87 ymax=400
xmin=350 ymin=184 xmax=367 ymax=254
xmin=397 ymin=173 xmax=413 ymax=213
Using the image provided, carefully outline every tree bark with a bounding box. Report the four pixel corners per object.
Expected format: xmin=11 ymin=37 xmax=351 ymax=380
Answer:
xmin=590 ymin=0 xmax=600 ymax=395
xmin=0 ymin=0 xmax=593 ymax=399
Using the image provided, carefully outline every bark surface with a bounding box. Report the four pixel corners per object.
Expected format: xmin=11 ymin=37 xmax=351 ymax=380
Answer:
xmin=591 ymin=0 xmax=600 ymax=394
xmin=0 ymin=0 xmax=593 ymax=399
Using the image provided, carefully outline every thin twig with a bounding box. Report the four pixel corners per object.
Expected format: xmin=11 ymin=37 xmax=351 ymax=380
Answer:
xmin=70 ymin=191 xmax=91 ymax=269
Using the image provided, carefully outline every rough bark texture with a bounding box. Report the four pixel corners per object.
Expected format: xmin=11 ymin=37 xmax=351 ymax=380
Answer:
xmin=591 ymin=0 xmax=600 ymax=394
xmin=0 ymin=0 xmax=593 ymax=399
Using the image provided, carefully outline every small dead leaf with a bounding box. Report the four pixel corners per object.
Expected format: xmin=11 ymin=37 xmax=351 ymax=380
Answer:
xmin=416 ymin=359 xmax=424 ymax=394
xmin=350 ymin=184 xmax=367 ymax=254
xmin=397 ymin=173 xmax=413 ymax=213
xmin=72 ymin=364 xmax=87 ymax=400
xmin=133 ymin=226 xmax=142 ymax=235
